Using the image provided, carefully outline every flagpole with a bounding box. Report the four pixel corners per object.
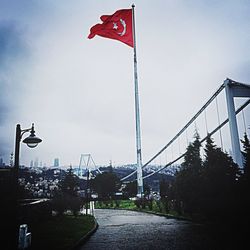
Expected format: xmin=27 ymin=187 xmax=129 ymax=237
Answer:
xmin=132 ymin=4 xmax=143 ymax=197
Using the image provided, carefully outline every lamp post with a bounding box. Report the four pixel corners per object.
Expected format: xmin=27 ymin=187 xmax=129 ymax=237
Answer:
xmin=13 ymin=123 xmax=42 ymax=249
xmin=85 ymin=169 xmax=90 ymax=215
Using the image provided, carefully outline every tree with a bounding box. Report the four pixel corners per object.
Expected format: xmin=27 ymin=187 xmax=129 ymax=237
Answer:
xmin=239 ymin=133 xmax=250 ymax=221
xmin=174 ymin=132 xmax=203 ymax=216
xmin=201 ymin=135 xmax=239 ymax=220
xmin=241 ymin=133 xmax=250 ymax=183
xmin=183 ymin=132 xmax=202 ymax=170
xmin=123 ymin=181 xmax=137 ymax=197
xmin=52 ymin=167 xmax=82 ymax=216
xmin=59 ymin=166 xmax=79 ymax=196
xmin=160 ymin=179 xmax=174 ymax=213
xmin=143 ymin=182 xmax=151 ymax=198
xmin=91 ymin=172 xmax=121 ymax=199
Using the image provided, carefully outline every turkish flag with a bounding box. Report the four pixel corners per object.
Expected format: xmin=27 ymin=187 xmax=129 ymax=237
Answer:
xmin=88 ymin=9 xmax=134 ymax=47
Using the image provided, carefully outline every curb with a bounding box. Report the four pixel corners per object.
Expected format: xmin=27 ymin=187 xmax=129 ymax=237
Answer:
xmin=135 ymin=209 xmax=192 ymax=221
xmin=71 ymin=217 xmax=99 ymax=250
xmin=95 ymin=207 xmax=191 ymax=221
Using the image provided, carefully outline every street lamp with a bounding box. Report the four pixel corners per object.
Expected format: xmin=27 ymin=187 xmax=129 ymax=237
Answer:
xmin=85 ymin=169 xmax=90 ymax=215
xmin=13 ymin=123 xmax=42 ymax=249
xmin=22 ymin=124 xmax=42 ymax=148
xmin=14 ymin=123 xmax=42 ymax=172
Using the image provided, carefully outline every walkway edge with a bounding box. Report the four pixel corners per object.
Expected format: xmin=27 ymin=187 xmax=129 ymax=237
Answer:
xmin=96 ymin=207 xmax=191 ymax=221
xmin=71 ymin=217 xmax=99 ymax=250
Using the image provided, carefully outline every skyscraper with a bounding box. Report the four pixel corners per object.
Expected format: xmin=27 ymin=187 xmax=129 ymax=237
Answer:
xmin=34 ymin=158 xmax=39 ymax=168
xmin=54 ymin=158 xmax=59 ymax=167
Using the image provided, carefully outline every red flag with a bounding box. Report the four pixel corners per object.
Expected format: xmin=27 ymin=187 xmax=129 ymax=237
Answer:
xmin=88 ymin=9 xmax=133 ymax=47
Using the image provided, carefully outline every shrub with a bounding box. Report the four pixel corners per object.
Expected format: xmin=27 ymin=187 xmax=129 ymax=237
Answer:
xmin=52 ymin=195 xmax=67 ymax=216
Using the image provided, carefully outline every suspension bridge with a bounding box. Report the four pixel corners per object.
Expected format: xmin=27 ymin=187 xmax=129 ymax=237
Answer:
xmin=77 ymin=78 xmax=250 ymax=189
xmin=76 ymin=153 xmax=102 ymax=179
xmin=120 ymin=78 xmax=250 ymax=182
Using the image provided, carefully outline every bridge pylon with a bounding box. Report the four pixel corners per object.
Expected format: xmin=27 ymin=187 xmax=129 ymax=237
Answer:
xmin=77 ymin=154 xmax=102 ymax=179
xmin=224 ymin=78 xmax=250 ymax=168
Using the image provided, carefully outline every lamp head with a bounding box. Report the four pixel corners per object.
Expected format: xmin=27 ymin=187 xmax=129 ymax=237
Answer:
xmin=22 ymin=123 xmax=42 ymax=148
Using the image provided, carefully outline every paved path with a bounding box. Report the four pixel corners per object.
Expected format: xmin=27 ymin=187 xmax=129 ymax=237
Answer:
xmin=79 ymin=209 xmax=228 ymax=250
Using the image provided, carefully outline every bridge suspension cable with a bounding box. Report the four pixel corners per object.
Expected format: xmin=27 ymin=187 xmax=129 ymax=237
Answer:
xmin=141 ymin=97 xmax=250 ymax=180
xmin=121 ymin=81 xmax=250 ymax=182
xmin=242 ymin=109 xmax=247 ymax=135
xmin=122 ymin=80 xmax=250 ymax=182
xmin=121 ymin=83 xmax=225 ymax=181
xmin=215 ymin=96 xmax=224 ymax=150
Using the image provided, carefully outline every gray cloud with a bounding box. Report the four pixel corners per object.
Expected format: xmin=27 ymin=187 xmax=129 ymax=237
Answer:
xmin=0 ymin=1 xmax=250 ymax=167
xmin=0 ymin=21 xmax=28 ymax=158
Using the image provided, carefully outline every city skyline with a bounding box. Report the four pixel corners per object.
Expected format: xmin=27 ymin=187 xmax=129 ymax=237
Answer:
xmin=1 ymin=1 xmax=250 ymax=167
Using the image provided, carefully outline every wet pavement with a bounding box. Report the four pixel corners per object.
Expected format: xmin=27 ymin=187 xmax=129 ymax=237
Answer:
xmin=79 ymin=209 xmax=241 ymax=250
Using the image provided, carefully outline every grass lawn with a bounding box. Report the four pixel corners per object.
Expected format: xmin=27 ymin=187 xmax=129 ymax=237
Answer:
xmin=118 ymin=199 xmax=137 ymax=209
xmin=95 ymin=199 xmax=190 ymax=220
xmin=95 ymin=199 xmax=137 ymax=209
xmin=29 ymin=214 xmax=95 ymax=250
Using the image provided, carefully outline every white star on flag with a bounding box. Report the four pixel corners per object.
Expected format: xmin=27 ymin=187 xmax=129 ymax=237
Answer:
xmin=113 ymin=22 xmax=118 ymax=30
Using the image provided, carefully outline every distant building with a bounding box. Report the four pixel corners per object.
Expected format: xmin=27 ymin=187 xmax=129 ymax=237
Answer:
xmin=30 ymin=160 xmax=34 ymax=168
xmin=34 ymin=158 xmax=39 ymax=168
xmin=0 ymin=158 xmax=4 ymax=167
xmin=54 ymin=158 xmax=59 ymax=167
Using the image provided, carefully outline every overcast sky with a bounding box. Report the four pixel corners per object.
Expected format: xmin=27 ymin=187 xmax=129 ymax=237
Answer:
xmin=1 ymin=0 xmax=250 ymax=168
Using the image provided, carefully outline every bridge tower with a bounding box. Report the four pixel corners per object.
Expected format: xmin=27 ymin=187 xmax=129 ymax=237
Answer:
xmin=224 ymin=78 xmax=250 ymax=168
xmin=78 ymin=154 xmax=101 ymax=179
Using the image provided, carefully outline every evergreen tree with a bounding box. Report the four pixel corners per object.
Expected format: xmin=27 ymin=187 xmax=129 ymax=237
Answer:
xmin=174 ymin=132 xmax=203 ymax=216
xmin=202 ymin=135 xmax=239 ymax=220
xmin=160 ymin=179 xmax=174 ymax=213
xmin=241 ymin=133 xmax=250 ymax=182
xmin=52 ymin=166 xmax=82 ymax=216
xmin=159 ymin=179 xmax=167 ymax=199
xmin=123 ymin=181 xmax=137 ymax=197
xmin=183 ymin=132 xmax=202 ymax=170
xmin=91 ymin=172 xmax=121 ymax=198
xmin=203 ymin=135 xmax=216 ymax=166
xmin=143 ymin=183 xmax=151 ymax=197
xmin=60 ymin=166 xmax=79 ymax=196
xmin=239 ymin=133 xmax=250 ymax=222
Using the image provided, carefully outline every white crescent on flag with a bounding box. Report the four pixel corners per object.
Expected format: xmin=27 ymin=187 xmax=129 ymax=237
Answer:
xmin=118 ymin=19 xmax=126 ymax=36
